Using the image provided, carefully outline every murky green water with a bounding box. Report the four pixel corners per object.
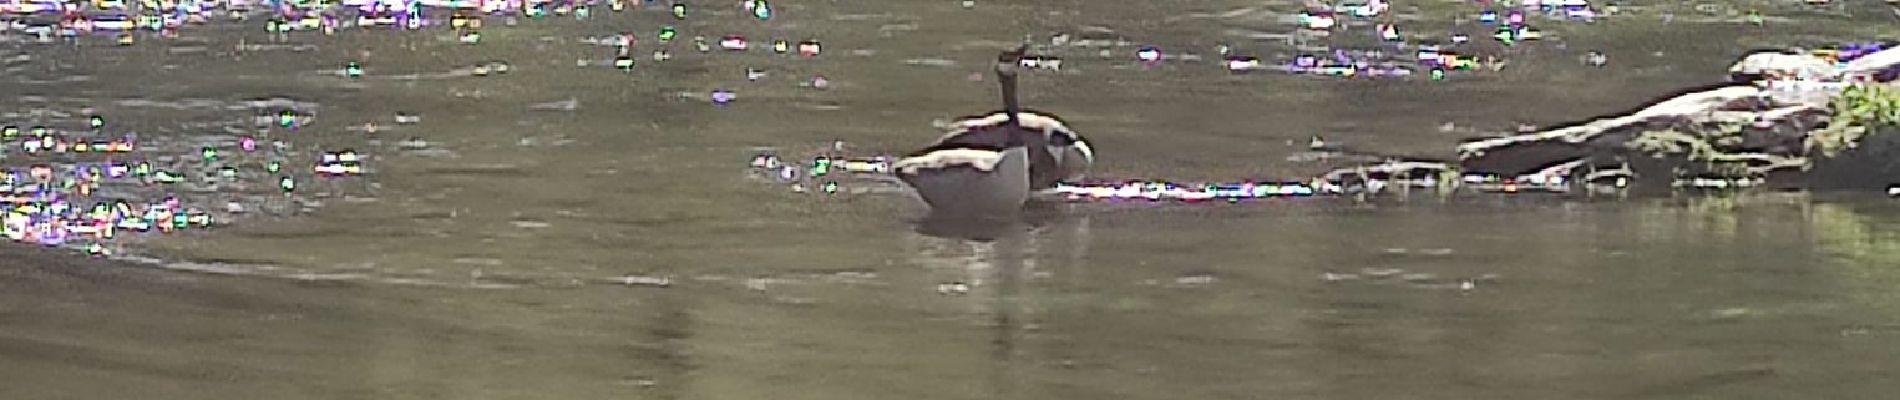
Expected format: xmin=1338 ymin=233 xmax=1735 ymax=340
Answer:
xmin=11 ymin=197 xmax=1900 ymax=399
xmin=5 ymin=0 xmax=1900 ymax=398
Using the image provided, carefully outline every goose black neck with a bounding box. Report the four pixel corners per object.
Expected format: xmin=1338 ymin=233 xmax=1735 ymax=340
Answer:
xmin=999 ymin=73 xmax=1022 ymax=126
xmin=999 ymin=70 xmax=1023 ymax=147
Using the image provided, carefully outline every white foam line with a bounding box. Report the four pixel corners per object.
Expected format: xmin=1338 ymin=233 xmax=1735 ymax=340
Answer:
xmin=290 ymin=273 xmax=371 ymax=281
xmin=161 ymin=262 xmax=260 ymax=275
xmin=376 ymin=277 xmax=451 ymax=287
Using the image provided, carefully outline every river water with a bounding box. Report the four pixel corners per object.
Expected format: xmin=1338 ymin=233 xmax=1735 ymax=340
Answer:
xmin=5 ymin=0 xmax=1900 ymax=398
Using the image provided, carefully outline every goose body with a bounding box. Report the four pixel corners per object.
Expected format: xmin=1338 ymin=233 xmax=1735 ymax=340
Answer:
xmin=893 ymin=146 xmax=1033 ymax=217
xmin=934 ymin=110 xmax=1095 ymax=190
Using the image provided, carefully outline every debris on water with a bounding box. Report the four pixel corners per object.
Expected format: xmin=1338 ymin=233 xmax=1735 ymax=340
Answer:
xmin=1020 ymin=55 xmax=1063 ymax=71
xmin=398 ymin=137 xmax=431 ymax=150
xmin=937 ymin=281 xmax=972 ymax=295
xmin=903 ymin=58 xmax=958 ymax=67
xmin=510 ymin=220 xmax=551 ymax=229
xmin=1173 ymin=274 xmax=1217 ymax=286
xmin=613 ymin=275 xmax=673 ymax=287
xmin=1586 ymin=51 xmax=1608 ymax=67
xmin=529 ymin=98 xmax=580 ymax=111
xmin=1136 ymin=46 xmax=1163 ymax=63
xmin=1321 ymin=272 xmax=1361 ymax=282
xmin=1224 ymin=56 xmax=1262 ymax=72
xmin=1361 ymin=267 xmax=1405 ymax=277
xmin=1710 ymin=307 xmax=1753 ymax=320
xmin=719 ymin=35 xmax=748 ymax=51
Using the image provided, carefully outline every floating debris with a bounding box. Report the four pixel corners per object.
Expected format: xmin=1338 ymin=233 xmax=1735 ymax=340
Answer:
xmin=613 ymin=275 xmax=673 ymax=287
xmin=720 ymin=35 xmax=749 ymax=51
xmin=1020 ymin=55 xmax=1062 ymax=71
xmin=398 ymin=137 xmax=431 ymax=150
xmin=1135 ymin=46 xmax=1163 ymax=63
xmin=937 ymin=281 xmax=971 ymax=295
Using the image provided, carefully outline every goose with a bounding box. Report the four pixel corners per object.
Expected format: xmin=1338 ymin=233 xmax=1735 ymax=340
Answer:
xmin=893 ymin=46 xmax=1095 ymax=218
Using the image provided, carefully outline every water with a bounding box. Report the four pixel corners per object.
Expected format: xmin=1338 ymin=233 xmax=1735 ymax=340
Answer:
xmin=10 ymin=196 xmax=1900 ymax=399
xmin=6 ymin=0 xmax=1900 ymax=398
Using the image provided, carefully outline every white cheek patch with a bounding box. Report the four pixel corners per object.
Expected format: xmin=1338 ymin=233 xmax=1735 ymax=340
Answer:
xmin=1068 ymin=139 xmax=1095 ymax=166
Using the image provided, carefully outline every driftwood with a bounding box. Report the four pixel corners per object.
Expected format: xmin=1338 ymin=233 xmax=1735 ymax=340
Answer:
xmin=1430 ymin=46 xmax=1900 ymax=194
xmin=1456 ymin=86 xmax=1766 ymax=156
xmin=1462 ymin=47 xmax=1900 ymax=159
xmin=1841 ymin=47 xmax=1900 ymax=79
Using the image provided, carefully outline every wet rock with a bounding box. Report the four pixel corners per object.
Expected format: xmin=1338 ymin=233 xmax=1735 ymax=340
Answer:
xmin=1810 ymin=127 xmax=1900 ymax=191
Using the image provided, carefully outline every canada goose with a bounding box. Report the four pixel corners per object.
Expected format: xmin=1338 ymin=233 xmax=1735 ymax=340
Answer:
xmin=893 ymin=46 xmax=1095 ymax=218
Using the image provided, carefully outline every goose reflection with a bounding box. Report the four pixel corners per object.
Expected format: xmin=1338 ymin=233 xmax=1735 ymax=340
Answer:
xmin=903 ymin=213 xmax=1095 ymax=396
